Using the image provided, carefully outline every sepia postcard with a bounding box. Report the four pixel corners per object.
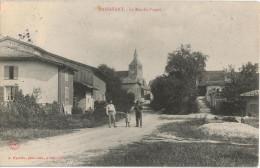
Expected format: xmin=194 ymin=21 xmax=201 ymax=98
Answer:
xmin=0 ymin=0 xmax=259 ymax=167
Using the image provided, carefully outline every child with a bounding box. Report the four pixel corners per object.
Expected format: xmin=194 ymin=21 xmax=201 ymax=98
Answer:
xmin=125 ymin=110 xmax=131 ymax=127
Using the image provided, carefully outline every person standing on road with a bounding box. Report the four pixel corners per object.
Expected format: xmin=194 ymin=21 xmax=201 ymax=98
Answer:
xmin=125 ymin=110 xmax=131 ymax=127
xmin=134 ymin=101 xmax=143 ymax=127
xmin=106 ymin=100 xmax=117 ymax=128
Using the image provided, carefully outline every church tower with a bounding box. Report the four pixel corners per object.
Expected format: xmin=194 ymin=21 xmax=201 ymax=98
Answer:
xmin=128 ymin=49 xmax=143 ymax=79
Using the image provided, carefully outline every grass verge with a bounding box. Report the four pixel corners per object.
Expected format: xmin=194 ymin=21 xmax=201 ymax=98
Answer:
xmin=87 ymin=141 xmax=258 ymax=167
xmin=0 ymin=114 xmax=124 ymax=146
xmin=0 ymin=113 xmax=125 ymax=146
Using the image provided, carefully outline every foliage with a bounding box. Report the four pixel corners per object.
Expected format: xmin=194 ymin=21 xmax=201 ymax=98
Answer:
xmin=151 ymin=45 xmax=207 ymax=114
xmin=0 ymin=89 xmax=120 ymax=129
xmin=220 ymin=62 xmax=259 ymax=116
xmin=98 ymin=64 xmax=135 ymax=112
xmin=72 ymin=106 xmax=84 ymax=114
xmin=222 ymin=116 xmax=239 ymax=123
xmin=94 ymin=101 xmax=107 ymax=114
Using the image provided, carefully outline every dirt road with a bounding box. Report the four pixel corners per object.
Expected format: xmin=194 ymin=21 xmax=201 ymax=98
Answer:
xmin=0 ymin=105 xmax=172 ymax=166
xmin=0 ymin=99 xmax=214 ymax=166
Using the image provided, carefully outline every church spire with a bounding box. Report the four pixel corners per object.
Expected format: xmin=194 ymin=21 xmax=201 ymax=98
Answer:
xmin=134 ymin=49 xmax=137 ymax=58
xmin=128 ymin=49 xmax=143 ymax=79
xmin=129 ymin=49 xmax=142 ymax=66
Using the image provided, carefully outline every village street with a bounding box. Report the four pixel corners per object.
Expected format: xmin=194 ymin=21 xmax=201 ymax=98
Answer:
xmin=0 ymin=97 xmax=257 ymax=167
xmin=0 ymin=99 xmax=211 ymax=167
xmin=0 ymin=104 xmax=168 ymax=166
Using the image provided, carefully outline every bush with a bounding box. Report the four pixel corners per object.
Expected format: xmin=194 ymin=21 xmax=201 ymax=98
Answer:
xmin=72 ymin=106 xmax=83 ymax=114
xmin=0 ymin=89 xmax=128 ymax=130
xmin=0 ymin=89 xmax=66 ymax=129
xmin=213 ymin=101 xmax=246 ymax=116
xmin=94 ymin=101 xmax=107 ymax=113
xmin=0 ymin=90 xmax=121 ymax=129
xmin=222 ymin=116 xmax=238 ymax=122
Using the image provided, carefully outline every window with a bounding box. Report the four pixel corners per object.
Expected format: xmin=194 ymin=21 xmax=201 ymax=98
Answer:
xmin=6 ymin=86 xmax=15 ymax=101
xmin=65 ymin=87 xmax=69 ymax=103
xmin=65 ymin=72 xmax=69 ymax=82
xmin=4 ymin=66 xmax=18 ymax=80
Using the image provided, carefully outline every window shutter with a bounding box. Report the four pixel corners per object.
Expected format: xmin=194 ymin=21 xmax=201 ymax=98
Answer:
xmin=0 ymin=87 xmax=4 ymax=102
xmin=4 ymin=66 xmax=9 ymax=79
xmin=65 ymin=87 xmax=69 ymax=104
xmin=14 ymin=86 xmax=19 ymax=100
xmin=14 ymin=66 xmax=18 ymax=79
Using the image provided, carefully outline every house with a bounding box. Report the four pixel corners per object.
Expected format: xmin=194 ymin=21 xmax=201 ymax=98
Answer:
xmin=116 ymin=49 xmax=149 ymax=102
xmin=198 ymin=71 xmax=226 ymax=102
xmin=240 ymin=90 xmax=259 ymax=117
xmin=71 ymin=61 xmax=106 ymax=112
xmin=0 ymin=36 xmax=76 ymax=114
xmin=0 ymin=36 xmax=106 ymax=114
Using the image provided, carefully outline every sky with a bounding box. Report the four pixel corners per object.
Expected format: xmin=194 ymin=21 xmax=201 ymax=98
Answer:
xmin=0 ymin=1 xmax=259 ymax=82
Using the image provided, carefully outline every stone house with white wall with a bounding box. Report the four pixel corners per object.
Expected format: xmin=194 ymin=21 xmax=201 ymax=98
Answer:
xmin=0 ymin=36 xmax=106 ymax=114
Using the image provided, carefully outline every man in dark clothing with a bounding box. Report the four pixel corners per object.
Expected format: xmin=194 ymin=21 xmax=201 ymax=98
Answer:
xmin=134 ymin=101 xmax=143 ymax=127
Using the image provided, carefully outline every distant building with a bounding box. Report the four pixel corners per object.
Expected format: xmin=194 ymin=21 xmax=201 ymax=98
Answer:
xmin=116 ymin=49 xmax=149 ymax=102
xmin=0 ymin=36 xmax=106 ymax=114
xmin=198 ymin=71 xmax=226 ymax=101
xmin=240 ymin=90 xmax=259 ymax=117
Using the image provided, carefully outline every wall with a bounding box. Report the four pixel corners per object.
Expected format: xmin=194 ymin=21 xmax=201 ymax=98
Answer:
xmin=93 ymin=74 xmax=106 ymax=101
xmin=0 ymin=60 xmax=58 ymax=103
xmin=246 ymin=97 xmax=259 ymax=117
xmin=58 ymin=68 xmax=74 ymax=114
xmin=85 ymin=89 xmax=94 ymax=110
xmin=73 ymin=67 xmax=93 ymax=86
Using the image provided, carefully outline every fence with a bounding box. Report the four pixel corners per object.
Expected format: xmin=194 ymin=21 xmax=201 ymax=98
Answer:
xmin=206 ymin=89 xmax=225 ymax=111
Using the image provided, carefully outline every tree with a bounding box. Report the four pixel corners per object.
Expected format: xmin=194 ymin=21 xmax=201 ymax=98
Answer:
xmin=98 ymin=64 xmax=135 ymax=111
xmin=151 ymin=45 xmax=208 ymax=114
xmin=221 ymin=62 xmax=259 ymax=115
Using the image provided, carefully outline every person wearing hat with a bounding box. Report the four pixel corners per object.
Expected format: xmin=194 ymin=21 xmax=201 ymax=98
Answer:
xmin=134 ymin=101 xmax=143 ymax=127
xmin=106 ymin=100 xmax=117 ymax=128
